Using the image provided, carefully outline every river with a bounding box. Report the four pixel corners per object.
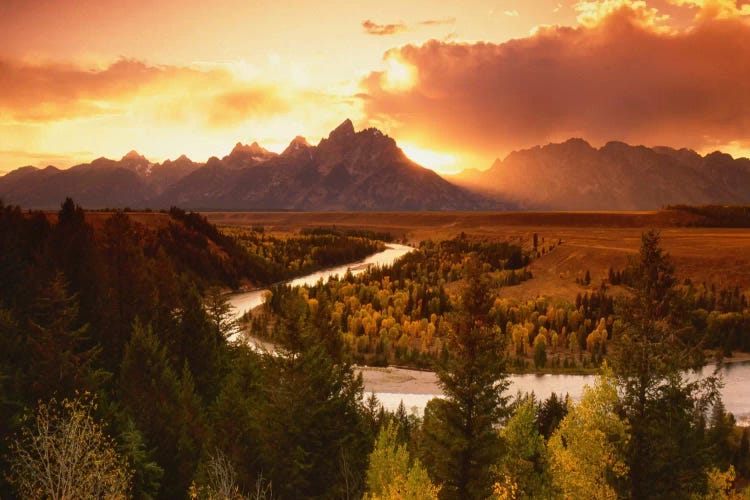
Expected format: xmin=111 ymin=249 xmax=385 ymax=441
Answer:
xmin=227 ymin=243 xmax=750 ymax=424
xmin=227 ymin=243 xmax=415 ymax=322
xmin=367 ymin=362 xmax=750 ymax=425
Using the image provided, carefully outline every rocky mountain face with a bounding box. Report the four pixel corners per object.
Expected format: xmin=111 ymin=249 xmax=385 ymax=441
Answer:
xmin=451 ymin=139 xmax=750 ymax=210
xmin=0 ymin=120 xmax=494 ymax=211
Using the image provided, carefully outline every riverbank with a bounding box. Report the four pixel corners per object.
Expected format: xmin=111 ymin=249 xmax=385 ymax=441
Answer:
xmin=358 ymin=365 xmax=440 ymax=395
xmin=358 ymin=363 xmax=750 ymax=426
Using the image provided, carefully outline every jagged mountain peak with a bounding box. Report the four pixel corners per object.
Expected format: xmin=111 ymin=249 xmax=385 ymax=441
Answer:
xmin=328 ymin=119 xmax=355 ymax=141
xmin=229 ymin=141 xmax=271 ymax=156
xmin=231 ymin=142 xmax=250 ymax=154
xmin=0 ymin=119 xmax=499 ymax=210
xmin=282 ymin=136 xmax=312 ymax=156
xmin=223 ymin=141 xmax=276 ymax=168
xmin=122 ymin=150 xmax=146 ymax=162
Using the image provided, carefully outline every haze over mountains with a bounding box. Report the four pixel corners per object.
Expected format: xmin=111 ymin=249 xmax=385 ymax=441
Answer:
xmin=452 ymin=139 xmax=750 ymax=210
xmin=0 ymin=120 xmax=492 ymax=211
xmin=2 ymin=123 xmax=750 ymax=211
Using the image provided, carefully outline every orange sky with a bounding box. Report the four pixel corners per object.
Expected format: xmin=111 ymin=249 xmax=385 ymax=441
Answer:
xmin=1 ymin=0 xmax=749 ymax=174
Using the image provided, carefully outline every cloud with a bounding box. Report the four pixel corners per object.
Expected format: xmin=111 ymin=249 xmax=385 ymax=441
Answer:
xmin=360 ymin=1 xmax=750 ymax=160
xmin=362 ymin=19 xmax=408 ymax=35
xmin=667 ymin=0 xmax=750 ymax=19
xmin=504 ymin=10 xmax=520 ymax=16
xmin=0 ymin=58 xmax=231 ymax=122
xmin=0 ymin=58 xmax=296 ymax=128
xmin=575 ymin=0 xmax=670 ymax=28
xmin=418 ymin=17 xmax=457 ymax=26
xmin=207 ymin=88 xmax=289 ymax=128
xmin=361 ymin=18 xmax=455 ymax=36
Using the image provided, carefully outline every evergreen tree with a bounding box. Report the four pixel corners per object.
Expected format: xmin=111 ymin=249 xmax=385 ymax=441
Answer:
xmin=117 ymin=417 xmax=164 ymax=500
xmin=27 ymin=272 xmax=106 ymax=401
xmin=169 ymin=283 xmax=227 ymax=402
xmin=609 ymin=229 xmax=720 ymax=498
xmin=420 ymin=257 xmax=509 ymax=500
xmin=205 ymin=347 xmax=264 ymax=493
xmin=119 ymin=321 xmax=204 ymax=499
xmin=51 ymin=198 xmax=101 ymax=327
xmin=536 ymin=392 xmax=568 ymax=439
xmin=205 ymin=286 xmax=239 ymax=340
xmin=253 ymin=303 xmax=370 ymax=499
xmin=98 ymin=211 xmax=151 ymax=371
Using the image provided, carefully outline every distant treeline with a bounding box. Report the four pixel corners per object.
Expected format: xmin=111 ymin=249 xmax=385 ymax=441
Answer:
xmin=669 ymin=204 xmax=750 ymax=227
xmin=301 ymin=225 xmax=394 ymax=242
xmin=223 ymin=225 xmax=385 ymax=281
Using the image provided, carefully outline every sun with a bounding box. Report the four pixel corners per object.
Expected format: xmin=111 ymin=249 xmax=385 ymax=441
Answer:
xmin=400 ymin=144 xmax=459 ymax=174
xmin=383 ymin=55 xmax=417 ymax=91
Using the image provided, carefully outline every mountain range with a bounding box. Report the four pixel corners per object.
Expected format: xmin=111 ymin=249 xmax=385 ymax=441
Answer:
xmin=2 ymin=123 xmax=750 ymax=211
xmin=451 ymin=139 xmax=750 ymax=210
xmin=0 ymin=120 xmax=492 ymax=211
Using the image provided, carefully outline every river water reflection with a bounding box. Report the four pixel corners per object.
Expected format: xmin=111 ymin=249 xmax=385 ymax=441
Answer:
xmin=228 ymin=243 xmax=414 ymax=322
xmin=228 ymin=243 xmax=749 ymax=424
xmin=375 ymin=361 xmax=750 ymax=424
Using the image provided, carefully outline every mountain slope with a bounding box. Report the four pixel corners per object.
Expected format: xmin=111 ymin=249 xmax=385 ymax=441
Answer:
xmin=154 ymin=119 xmax=493 ymax=210
xmin=0 ymin=120 xmax=494 ymax=211
xmin=452 ymin=139 xmax=750 ymax=210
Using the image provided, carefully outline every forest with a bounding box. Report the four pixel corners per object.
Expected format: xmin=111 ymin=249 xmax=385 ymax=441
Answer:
xmin=252 ymin=233 xmax=750 ymax=371
xmin=0 ymin=199 xmax=749 ymax=499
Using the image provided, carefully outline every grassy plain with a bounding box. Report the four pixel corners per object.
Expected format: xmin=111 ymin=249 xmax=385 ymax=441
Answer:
xmin=205 ymin=210 xmax=750 ymax=303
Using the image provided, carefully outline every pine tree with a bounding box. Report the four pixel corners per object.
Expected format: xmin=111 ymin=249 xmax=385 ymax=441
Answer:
xmin=51 ymin=198 xmax=101 ymax=328
xmin=420 ymin=257 xmax=509 ymax=500
xmin=169 ymin=284 xmax=227 ymax=401
xmin=253 ymin=298 xmax=369 ymax=499
xmin=27 ymin=272 xmax=106 ymax=401
xmin=119 ymin=321 xmax=204 ymax=499
xmin=205 ymin=286 xmax=239 ymax=340
xmin=609 ymin=229 xmax=720 ymax=498
xmin=98 ymin=211 xmax=151 ymax=371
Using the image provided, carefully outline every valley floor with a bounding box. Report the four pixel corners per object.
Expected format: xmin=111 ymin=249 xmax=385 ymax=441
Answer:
xmin=207 ymin=210 xmax=750 ymax=302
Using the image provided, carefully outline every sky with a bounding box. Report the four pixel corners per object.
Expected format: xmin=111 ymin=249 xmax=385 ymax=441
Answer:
xmin=1 ymin=0 xmax=749 ymax=174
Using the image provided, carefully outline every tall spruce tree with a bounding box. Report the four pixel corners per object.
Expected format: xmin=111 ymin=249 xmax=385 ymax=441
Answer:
xmin=119 ymin=321 xmax=204 ymax=499
xmin=420 ymin=257 xmax=509 ymax=500
xmin=253 ymin=294 xmax=369 ymax=499
xmin=27 ymin=272 xmax=106 ymax=401
xmin=610 ymin=229 xmax=720 ymax=498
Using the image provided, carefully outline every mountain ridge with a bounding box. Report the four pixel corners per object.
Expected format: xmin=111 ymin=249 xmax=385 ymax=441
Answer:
xmin=451 ymin=138 xmax=750 ymax=210
xmin=5 ymin=130 xmax=750 ymax=211
xmin=0 ymin=120 xmax=496 ymax=211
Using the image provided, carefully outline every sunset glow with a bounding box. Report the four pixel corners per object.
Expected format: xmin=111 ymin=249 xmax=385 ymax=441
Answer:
xmin=383 ymin=56 xmax=418 ymax=91
xmin=1 ymin=0 xmax=750 ymax=172
xmin=400 ymin=144 xmax=459 ymax=174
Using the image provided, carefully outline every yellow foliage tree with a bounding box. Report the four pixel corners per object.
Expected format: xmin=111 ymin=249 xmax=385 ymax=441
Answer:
xmin=364 ymin=422 xmax=440 ymax=500
xmin=548 ymin=367 xmax=629 ymax=499
xmin=7 ymin=395 xmax=132 ymax=499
